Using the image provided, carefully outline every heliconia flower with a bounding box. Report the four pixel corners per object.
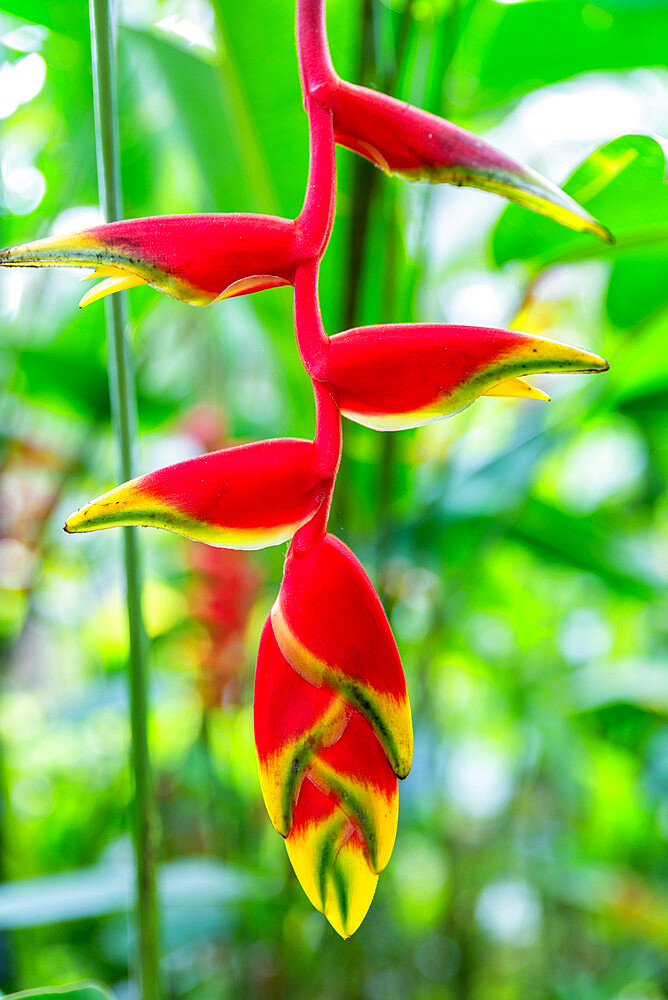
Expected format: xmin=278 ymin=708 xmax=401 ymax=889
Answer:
xmin=271 ymin=533 xmax=412 ymax=777
xmin=254 ymin=532 xmax=411 ymax=937
xmin=254 ymin=621 xmax=398 ymax=938
xmin=319 ymin=79 xmax=612 ymax=240
xmin=64 ymin=438 xmax=330 ymax=548
xmin=294 ymin=0 xmax=610 ymax=241
xmin=311 ymin=323 xmax=608 ymax=431
xmin=0 ymin=213 xmax=302 ymax=308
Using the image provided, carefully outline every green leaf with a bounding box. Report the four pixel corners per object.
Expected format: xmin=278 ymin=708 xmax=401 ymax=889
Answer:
xmin=605 ymin=310 xmax=668 ymax=408
xmin=461 ymin=0 xmax=668 ymax=114
xmin=507 ymin=497 xmax=660 ymax=599
xmin=606 ymin=250 xmax=668 ymax=328
xmin=0 ymin=857 xmax=272 ymax=929
xmin=492 ymin=134 xmax=668 ymax=272
xmin=0 ymin=0 xmax=90 ymax=39
xmin=1 ymin=984 xmax=115 ymax=1000
xmin=121 ymin=27 xmax=254 ymax=212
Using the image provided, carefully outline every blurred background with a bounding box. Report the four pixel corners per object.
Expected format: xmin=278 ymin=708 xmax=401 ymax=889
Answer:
xmin=0 ymin=0 xmax=667 ymax=997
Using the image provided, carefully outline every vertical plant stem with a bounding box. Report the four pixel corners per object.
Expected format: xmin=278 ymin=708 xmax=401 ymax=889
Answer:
xmin=88 ymin=1 xmax=161 ymax=996
xmin=330 ymin=0 xmax=376 ymax=540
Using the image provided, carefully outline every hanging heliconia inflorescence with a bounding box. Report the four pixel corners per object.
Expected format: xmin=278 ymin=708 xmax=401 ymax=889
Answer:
xmin=0 ymin=0 xmax=610 ymax=938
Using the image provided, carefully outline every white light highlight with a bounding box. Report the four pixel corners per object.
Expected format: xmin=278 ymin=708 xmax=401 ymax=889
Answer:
xmin=0 ymin=52 xmax=46 ymax=119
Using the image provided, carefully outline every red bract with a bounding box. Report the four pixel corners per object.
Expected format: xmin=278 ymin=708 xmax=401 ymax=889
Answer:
xmin=272 ymin=532 xmax=413 ymax=778
xmin=296 ymin=0 xmax=610 ymax=240
xmin=65 ymin=438 xmax=330 ymax=548
xmin=189 ymin=546 xmax=262 ymax=707
xmin=189 ymin=546 xmax=261 ymax=634
xmin=323 ymin=80 xmax=612 ymax=240
xmin=255 ymin=531 xmax=412 ymax=937
xmin=314 ymin=323 xmax=609 ymax=430
xmin=0 ymin=213 xmax=302 ymax=307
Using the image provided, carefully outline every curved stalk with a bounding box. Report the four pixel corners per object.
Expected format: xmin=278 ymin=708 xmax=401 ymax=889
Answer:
xmin=89 ymin=1 xmax=161 ymax=996
xmin=296 ymin=0 xmax=336 ymax=96
xmin=292 ymin=380 xmax=341 ymax=554
xmin=293 ymin=258 xmax=330 ymax=376
xmin=292 ymin=257 xmax=341 ymax=554
xmin=297 ymin=97 xmax=337 ymax=256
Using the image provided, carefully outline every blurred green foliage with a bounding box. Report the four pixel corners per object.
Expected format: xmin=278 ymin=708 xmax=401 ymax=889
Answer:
xmin=0 ymin=0 xmax=666 ymax=998
xmin=3 ymin=982 xmax=115 ymax=1000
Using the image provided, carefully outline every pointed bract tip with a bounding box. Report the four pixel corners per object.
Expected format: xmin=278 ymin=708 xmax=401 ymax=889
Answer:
xmin=565 ymin=346 xmax=609 ymax=373
xmin=512 ymin=334 xmax=609 ymax=377
xmin=580 ymin=217 xmax=614 ymax=244
xmin=79 ymin=274 xmax=147 ymax=308
xmin=64 ymin=504 xmax=98 ymax=534
xmin=495 ymin=168 xmax=613 ymax=242
xmin=483 ymin=377 xmax=551 ymax=402
xmin=598 ymin=222 xmax=615 ymax=245
xmin=0 ymin=230 xmax=98 ymax=267
xmin=285 ymin=811 xmax=379 ymax=939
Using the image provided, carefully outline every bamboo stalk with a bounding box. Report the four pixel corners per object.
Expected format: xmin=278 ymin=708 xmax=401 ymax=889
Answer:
xmin=88 ymin=1 xmax=161 ymax=996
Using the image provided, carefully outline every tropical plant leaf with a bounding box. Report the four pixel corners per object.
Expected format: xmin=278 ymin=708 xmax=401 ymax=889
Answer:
xmin=492 ymin=134 xmax=668 ymax=272
xmin=463 ymin=0 xmax=668 ymax=113
xmin=606 ymin=250 xmax=668 ymax=328
xmin=0 ymin=857 xmax=269 ymax=929
xmin=0 ymin=984 xmax=115 ymax=1000
xmin=122 ymin=27 xmax=254 ymax=212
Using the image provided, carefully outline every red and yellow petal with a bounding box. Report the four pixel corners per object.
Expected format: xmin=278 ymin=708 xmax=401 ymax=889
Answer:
xmin=311 ymin=708 xmax=398 ymax=874
xmin=285 ymin=777 xmax=378 ymax=939
xmin=254 ymin=618 xmax=349 ymax=836
xmin=254 ymin=620 xmax=398 ymax=874
xmin=65 ymin=438 xmax=328 ymax=548
xmin=324 ymin=79 xmax=611 ymax=240
xmin=254 ymin=531 xmax=411 ymax=939
xmin=271 ymin=533 xmax=412 ymax=779
xmin=0 ymin=213 xmax=299 ymax=307
xmin=323 ymin=323 xmax=608 ymax=431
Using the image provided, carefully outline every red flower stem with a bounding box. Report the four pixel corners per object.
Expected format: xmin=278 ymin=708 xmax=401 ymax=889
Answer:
xmin=297 ymin=96 xmax=337 ymax=257
xmin=313 ymin=379 xmax=341 ymax=481
xmin=292 ymin=266 xmax=340 ymax=556
xmin=292 ymin=380 xmax=341 ymax=554
xmin=292 ymin=0 xmax=342 ymax=555
xmin=293 ymin=258 xmax=329 ymax=376
xmin=296 ymin=0 xmax=336 ymax=96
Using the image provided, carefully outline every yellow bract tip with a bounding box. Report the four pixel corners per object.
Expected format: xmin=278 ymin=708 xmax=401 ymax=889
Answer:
xmin=64 ymin=504 xmax=100 ymax=534
xmin=64 ymin=480 xmax=146 ymax=534
xmin=483 ymin=377 xmax=551 ymax=402
xmin=79 ymin=274 xmax=147 ymax=308
xmin=285 ymin=817 xmax=378 ymax=939
xmin=80 ymin=265 xmax=132 ymax=282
